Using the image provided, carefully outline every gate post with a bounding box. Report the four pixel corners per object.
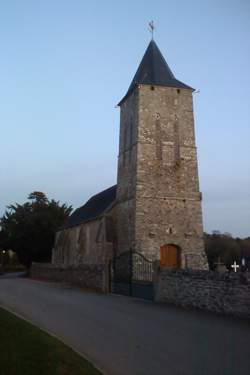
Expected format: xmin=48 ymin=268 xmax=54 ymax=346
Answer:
xmin=153 ymin=260 xmax=160 ymax=302
xmin=129 ymin=248 xmax=133 ymax=297
xmin=108 ymin=260 xmax=112 ymax=293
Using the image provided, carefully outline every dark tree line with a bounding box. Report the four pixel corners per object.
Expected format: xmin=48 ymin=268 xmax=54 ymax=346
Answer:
xmin=204 ymin=231 xmax=250 ymax=270
xmin=0 ymin=192 xmax=72 ymax=268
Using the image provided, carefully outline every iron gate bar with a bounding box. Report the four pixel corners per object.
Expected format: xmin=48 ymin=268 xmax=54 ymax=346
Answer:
xmin=132 ymin=251 xmax=153 ymax=282
xmin=110 ymin=249 xmax=154 ymax=300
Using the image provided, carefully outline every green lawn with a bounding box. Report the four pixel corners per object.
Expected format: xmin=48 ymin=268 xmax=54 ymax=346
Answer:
xmin=0 ymin=308 xmax=101 ymax=375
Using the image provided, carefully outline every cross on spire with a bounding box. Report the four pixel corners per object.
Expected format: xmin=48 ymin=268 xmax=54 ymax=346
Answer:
xmin=149 ymin=20 xmax=155 ymax=40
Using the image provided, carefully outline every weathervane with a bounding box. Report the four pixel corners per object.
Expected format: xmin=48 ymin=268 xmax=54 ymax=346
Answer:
xmin=149 ymin=20 xmax=155 ymax=40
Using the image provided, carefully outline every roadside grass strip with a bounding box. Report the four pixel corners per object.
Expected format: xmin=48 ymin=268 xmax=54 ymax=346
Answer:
xmin=0 ymin=307 xmax=101 ymax=375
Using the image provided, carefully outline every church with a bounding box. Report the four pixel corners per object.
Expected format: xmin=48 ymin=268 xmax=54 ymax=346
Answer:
xmin=52 ymin=39 xmax=208 ymax=271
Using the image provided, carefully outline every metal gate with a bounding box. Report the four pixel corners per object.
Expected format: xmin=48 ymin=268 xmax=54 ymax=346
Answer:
xmin=109 ymin=250 xmax=154 ymax=300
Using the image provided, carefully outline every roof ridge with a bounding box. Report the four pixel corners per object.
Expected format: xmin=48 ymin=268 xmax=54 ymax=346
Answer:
xmin=88 ymin=184 xmax=117 ymax=202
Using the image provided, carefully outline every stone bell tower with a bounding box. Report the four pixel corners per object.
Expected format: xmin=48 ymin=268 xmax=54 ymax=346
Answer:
xmin=116 ymin=40 xmax=208 ymax=270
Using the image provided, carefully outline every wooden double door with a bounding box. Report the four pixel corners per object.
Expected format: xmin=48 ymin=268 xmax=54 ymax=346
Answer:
xmin=160 ymin=244 xmax=180 ymax=268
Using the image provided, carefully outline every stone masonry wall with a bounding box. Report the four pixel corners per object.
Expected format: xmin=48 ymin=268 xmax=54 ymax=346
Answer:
xmin=31 ymin=262 xmax=109 ymax=293
xmin=116 ymin=89 xmax=139 ymax=253
xmin=155 ymin=268 xmax=250 ymax=319
xmin=52 ymin=215 xmax=114 ymax=267
xmin=134 ymin=85 xmax=207 ymax=269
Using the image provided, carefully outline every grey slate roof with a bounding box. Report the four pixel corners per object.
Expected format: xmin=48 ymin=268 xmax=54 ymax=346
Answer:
xmin=63 ymin=185 xmax=117 ymax=229
xmin=119 ymin=40 xmax=193 ymax=105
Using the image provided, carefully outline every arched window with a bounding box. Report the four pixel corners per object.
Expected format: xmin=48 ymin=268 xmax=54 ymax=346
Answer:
xmin=160 ymin=244 xmax=181 ymax=268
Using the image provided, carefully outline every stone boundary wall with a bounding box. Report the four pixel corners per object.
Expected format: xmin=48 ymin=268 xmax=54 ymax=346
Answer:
xmin=154 ymin=268 xmax=250 ymax=319
xmin=31 ymin=263 xmax=109 ymax=293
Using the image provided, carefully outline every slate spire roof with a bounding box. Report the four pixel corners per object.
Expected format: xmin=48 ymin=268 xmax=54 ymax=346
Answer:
xmin=119 ymin=40 xmax=193 ymax=104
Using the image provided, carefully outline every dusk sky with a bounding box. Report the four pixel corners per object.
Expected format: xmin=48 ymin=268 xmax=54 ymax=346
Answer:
xmin=0 ymin=0 xmax=249 ymax=237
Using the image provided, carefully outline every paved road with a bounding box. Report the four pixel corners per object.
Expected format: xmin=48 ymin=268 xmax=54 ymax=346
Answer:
xmin=0 ymin=275 xmax=250 ymax=375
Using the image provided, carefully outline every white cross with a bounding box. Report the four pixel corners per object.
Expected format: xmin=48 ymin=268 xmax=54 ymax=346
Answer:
xmin=231 ymin=261 xmax=239 ymax=273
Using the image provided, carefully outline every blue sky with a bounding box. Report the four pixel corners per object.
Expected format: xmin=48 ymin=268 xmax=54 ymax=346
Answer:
xmin=0 ymin=0 xmax=249 ymax=237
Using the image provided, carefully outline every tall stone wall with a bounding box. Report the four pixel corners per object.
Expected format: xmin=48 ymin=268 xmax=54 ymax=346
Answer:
xmin=155 ymin=268 xmax=250 ymax=319
xmin=135 ymin=85 xmax=207 ymax=269
xmin=116 ymin=89 xmax=139 ymax=253
xmin=117 ymin=84 xmax=207 ymax=269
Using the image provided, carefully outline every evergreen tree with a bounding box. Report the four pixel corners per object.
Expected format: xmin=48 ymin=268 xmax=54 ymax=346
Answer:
xmin=0 ymin=192 xmax=72 ymax=268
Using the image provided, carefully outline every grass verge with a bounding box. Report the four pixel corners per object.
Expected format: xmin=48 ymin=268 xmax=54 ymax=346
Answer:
xmin=0 ymin=307 xmax=101 ymax=375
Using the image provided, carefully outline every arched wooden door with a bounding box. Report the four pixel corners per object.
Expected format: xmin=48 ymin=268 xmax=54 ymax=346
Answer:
xmin=160 ymin=244 xmax=180 ymax=268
